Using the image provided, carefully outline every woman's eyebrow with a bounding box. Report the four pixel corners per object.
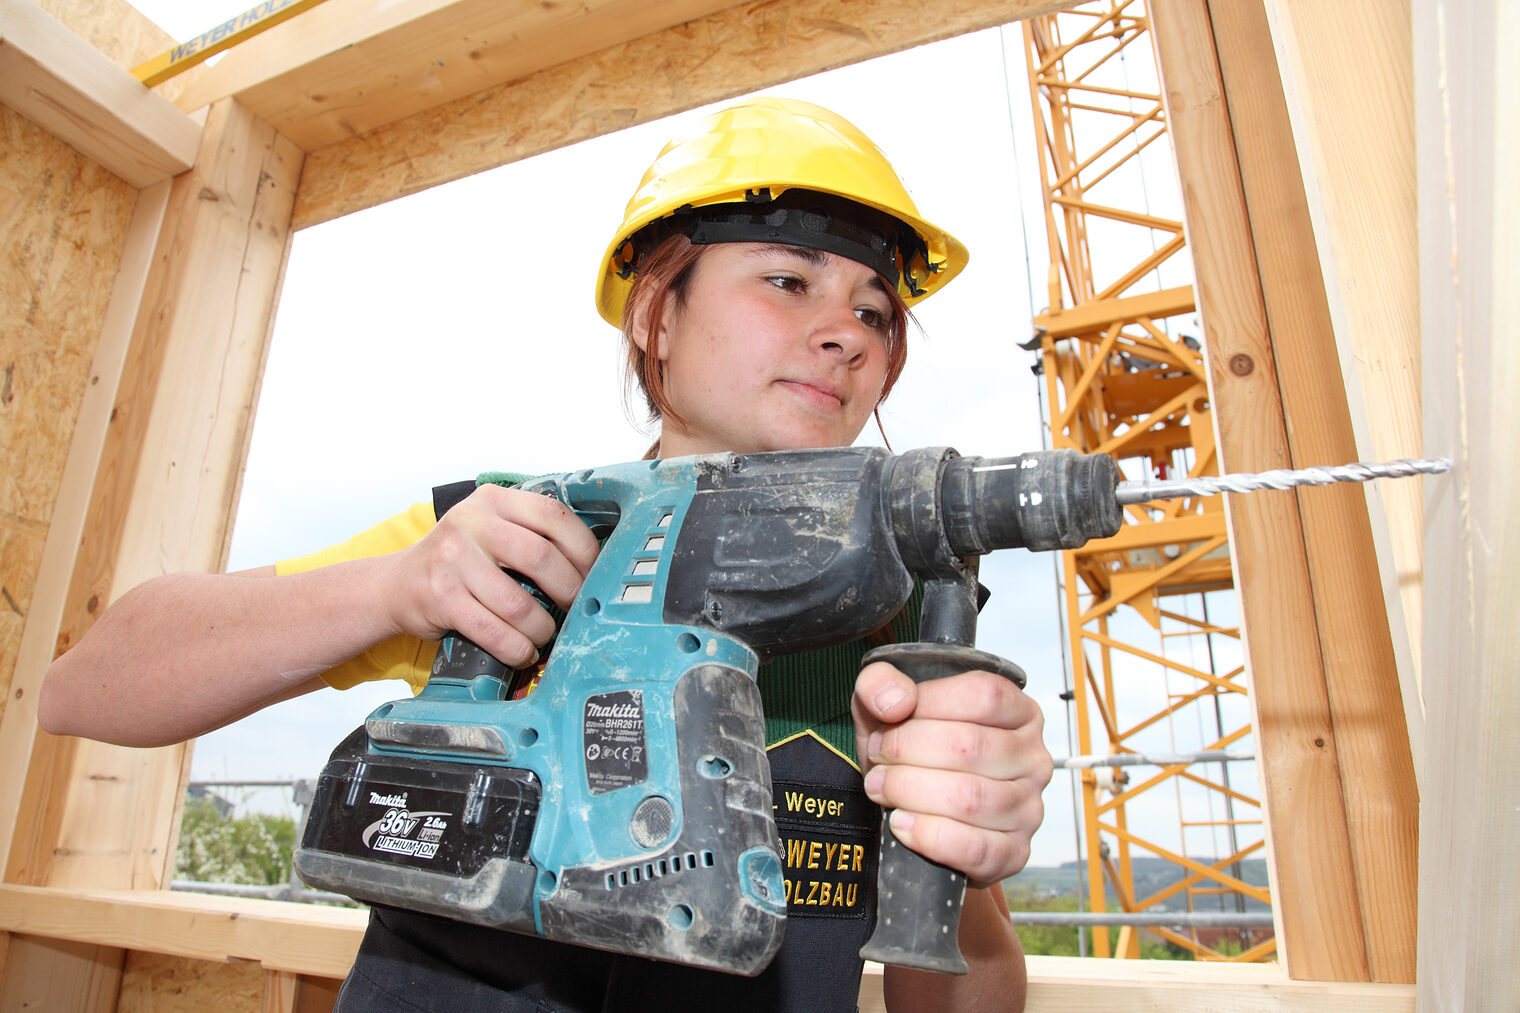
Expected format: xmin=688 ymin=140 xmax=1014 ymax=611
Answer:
xmin=743 ymin=244 xmax=891 ymax=300
xmin=744 ymin=244 xmax=830 ymax=266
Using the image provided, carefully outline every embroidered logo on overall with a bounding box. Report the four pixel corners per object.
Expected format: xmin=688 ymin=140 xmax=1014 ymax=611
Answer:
xmin=772 ymin=779 xmax=876 ymax=919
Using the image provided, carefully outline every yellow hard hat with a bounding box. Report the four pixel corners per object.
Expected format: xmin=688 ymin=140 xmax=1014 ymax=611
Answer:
xmin=595 ymin=97 xmax=969 ymax=328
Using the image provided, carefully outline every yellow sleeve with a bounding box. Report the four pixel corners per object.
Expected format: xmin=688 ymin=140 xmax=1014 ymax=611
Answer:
xmin=275 ymin=501 xmax=440 ymax=694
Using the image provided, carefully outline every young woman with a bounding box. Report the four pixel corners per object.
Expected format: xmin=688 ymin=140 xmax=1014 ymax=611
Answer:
xmin=40 ymin=97 xmax=1051 ymax=1012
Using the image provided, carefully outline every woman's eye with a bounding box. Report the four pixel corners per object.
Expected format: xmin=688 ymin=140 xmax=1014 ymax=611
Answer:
xmin=765 ymin=275 xmax=805 ymax=293
xmin=855 ymin=306 xmax=889 ymax=330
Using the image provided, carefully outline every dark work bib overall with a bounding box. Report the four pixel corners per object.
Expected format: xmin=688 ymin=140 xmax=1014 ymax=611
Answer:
xmin=332 ymin=733 xmax=878 ymax=1013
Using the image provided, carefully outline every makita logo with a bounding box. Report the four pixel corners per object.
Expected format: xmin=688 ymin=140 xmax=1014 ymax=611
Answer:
xmin=586 ymin=702 xmax=640 ymax=720
xmin=369 ymin=792 xmax=407 ymax=807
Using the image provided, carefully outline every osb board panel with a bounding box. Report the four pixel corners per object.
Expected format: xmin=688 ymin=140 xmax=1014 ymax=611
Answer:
xmin=31 ymin=0 xmax=201 ymax=104
xmin=0 ymin=519 xmax=42 ymax=730
xmin=171 ymin=0 xmax=747 ymax=151
xmin=117 ymin=950 xmax=262 ymax=1013
xmin=0 ymin=102 xmax=136 ymax=719
xmin=293 ymin=0 xmax=1068 ymax=228
xmin=15 ymin=99 xmax=302 ymax=894
xmin=32 ymin=0 xmax=171 ymax=67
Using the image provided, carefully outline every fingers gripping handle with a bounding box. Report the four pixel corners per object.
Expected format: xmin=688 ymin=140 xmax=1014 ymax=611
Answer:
xmin=426 ymin=570 xmax=562 ymax=702
xmin=425 ymin=634 xmax=512 ymax=700
xmin=857 ymin=642 xmax=1026 ymax=974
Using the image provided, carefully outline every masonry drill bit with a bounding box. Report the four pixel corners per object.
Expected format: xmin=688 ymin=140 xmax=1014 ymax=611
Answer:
xmin=1114 ymin=457 xmax=1453 ymax=506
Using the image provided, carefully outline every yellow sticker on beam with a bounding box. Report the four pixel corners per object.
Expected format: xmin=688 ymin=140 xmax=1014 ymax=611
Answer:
xmin=132 ymin=0 xmax=332 ymax=87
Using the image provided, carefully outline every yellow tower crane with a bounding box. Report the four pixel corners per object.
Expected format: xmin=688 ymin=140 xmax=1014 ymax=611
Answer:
xmin=1021 ymin=0 xmax=1273 ymax=962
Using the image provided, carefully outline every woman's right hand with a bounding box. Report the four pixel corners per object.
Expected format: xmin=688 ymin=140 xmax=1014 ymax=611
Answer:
xmin=380 ymin=484 xmax=602 ymax=667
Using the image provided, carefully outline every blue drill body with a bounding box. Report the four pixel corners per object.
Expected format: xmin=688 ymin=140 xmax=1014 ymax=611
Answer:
xmin=294 ymin=446 xmax=1123 ymax=975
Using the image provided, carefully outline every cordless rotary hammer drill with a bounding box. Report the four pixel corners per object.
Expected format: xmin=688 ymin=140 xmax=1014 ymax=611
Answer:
xmin=294 ymin=445 xmax=1123 ymax=975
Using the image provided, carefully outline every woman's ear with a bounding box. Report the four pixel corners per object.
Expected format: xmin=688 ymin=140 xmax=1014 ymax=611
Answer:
xmin=627 ymin=289 xmax=674 ymax=360
xmin=626 ymin=290 xmax=654 ymax=355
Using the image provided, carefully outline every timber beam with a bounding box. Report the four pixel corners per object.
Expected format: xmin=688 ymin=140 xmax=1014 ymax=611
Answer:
xmin=164 ymin=0 xmax=749 ymax=151
xmin=286 ymin=0 xmax=1072 ymax=228
xmin=0 ymin=0 xmax=200 ymax=187
xmin=0 ymin=884 xmax=1416 ymax=1012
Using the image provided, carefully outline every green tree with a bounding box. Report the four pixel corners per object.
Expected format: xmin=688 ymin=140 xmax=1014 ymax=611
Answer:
xmin=1005 ymin=884 xmax=1083 ymax=956
xmin=175 ymin=797 xmax=297 ymax=886
xmin=1006 ymin=883 xmax=1191 ymax=959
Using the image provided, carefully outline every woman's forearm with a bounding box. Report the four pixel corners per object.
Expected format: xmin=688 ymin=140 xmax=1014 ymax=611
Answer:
xmin=38 ymin=558 xmax=404 ymax=747
xmin=38 ymin=486 xmax=602 ymax=749
xmin=881 ymin=885 xmax=1028 ymax=1012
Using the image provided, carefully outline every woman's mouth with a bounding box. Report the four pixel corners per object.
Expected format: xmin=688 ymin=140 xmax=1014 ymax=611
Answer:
xmin=778 ymin=379 xmax=844 ymax=408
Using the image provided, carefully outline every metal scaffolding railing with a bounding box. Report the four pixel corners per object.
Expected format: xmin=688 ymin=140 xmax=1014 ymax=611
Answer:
xmin=1054 ymin=749 xmax=1254 ymax=770
xmin=1009 ymin=911 xmax=1273 ymax=928
xmin=173 ymin=778 xmax=354 ymax=906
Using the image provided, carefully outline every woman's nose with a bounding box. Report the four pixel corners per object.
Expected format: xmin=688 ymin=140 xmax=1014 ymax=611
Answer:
xmin=810 ymin=301 xmax=873 ymax=360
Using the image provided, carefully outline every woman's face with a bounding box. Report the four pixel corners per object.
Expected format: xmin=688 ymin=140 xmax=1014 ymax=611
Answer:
xmin=636 ymin=242 xmax=896 ymax=458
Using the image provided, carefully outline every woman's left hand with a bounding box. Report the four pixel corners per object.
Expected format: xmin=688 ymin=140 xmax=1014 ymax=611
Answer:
xmin=852 ymin=660 xmax=1054 ymax=888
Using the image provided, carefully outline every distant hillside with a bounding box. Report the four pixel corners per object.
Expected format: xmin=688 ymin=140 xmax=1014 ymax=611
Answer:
xmin=1011 ymin=857 xmax=1271 ymax=913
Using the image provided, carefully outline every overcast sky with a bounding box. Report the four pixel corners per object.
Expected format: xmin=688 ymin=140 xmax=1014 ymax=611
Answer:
xmin=127 ymin=3 xmax=1246 ymax=871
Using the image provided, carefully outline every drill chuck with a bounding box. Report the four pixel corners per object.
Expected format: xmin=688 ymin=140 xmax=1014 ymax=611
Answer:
xmin=940 ymin=450 xmax=1123 ymax=555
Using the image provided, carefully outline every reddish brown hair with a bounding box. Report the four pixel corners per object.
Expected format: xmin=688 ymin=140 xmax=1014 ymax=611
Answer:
xmin=620 ymin=233 xmax=911 ymax=454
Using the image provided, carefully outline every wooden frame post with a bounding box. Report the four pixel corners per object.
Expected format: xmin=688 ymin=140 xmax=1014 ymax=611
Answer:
xmin=1150 ymin=0 xmax=1418 ymax=982
xmin=1 ymin=95 xmax=301 ymax=1009
xmin=1415 ymin=0 xmax=1520 ymax=1008
xmin=1258 ymin=0 xmax=1426 ymax=775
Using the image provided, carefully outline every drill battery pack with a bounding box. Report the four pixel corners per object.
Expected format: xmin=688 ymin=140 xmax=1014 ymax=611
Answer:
xmin=295 ymin=726 xmax=544 ymax=932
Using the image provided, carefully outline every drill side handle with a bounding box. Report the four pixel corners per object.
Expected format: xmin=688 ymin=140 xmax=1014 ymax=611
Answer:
xmin=857 ymin=577 xmax=1027 ymax=975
